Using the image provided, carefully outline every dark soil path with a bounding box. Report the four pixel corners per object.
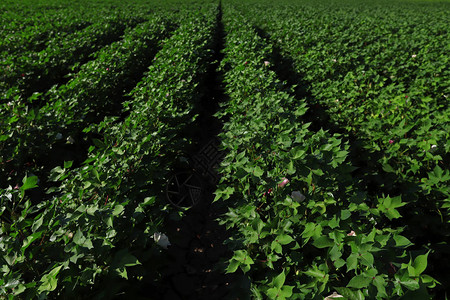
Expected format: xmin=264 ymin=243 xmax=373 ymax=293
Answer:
xmin=156 ymin=4 xmax=249 ymax=299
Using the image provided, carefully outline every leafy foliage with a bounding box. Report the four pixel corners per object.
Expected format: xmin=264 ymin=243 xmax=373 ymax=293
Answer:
xmin=0 ymin=2 xmax=219 ymax=297
xmin=214 ymin=3 xmax=444 ymax=299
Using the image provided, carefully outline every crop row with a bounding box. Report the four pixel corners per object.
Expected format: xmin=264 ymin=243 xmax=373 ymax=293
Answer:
xmin=0 ymin=4 xmax=218 ymax=297
xmin=0 ymin=14 xmax=148 ymax=101
xmin=213 ymin=4 xmax=438 ymax=299
xmin=235 ymin=1 xmax=449 ymax=293
xmin=1 ymin=11 xmax=91 ymax=56
xmin=0 ymin=2 xmax=160 ymax=57
xmin=239 ymin=0 xmax=449 ymax=199
xmin=0 ymin=14 xmax=176 ymax=192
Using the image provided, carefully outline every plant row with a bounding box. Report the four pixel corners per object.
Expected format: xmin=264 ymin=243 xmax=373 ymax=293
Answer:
xmin=236 ymin=1 xmax=450 ymax=292
xmin=238 ymin=0 xmax=450 ymax=215
xmin=214 ymin=5 xmax=438 ymax=299
xmin=0 ymin=14 xmax=178 ymax=190
xmin=1 ymin=11 xmax=91 ymax=56
xmin=0 ymin=4 xmax=218 ymax=298
xmin=0 ymin=13 xmax=148 ymax=101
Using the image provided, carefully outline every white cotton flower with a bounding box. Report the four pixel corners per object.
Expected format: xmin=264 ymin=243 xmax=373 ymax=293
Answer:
xmin=67 ymin=136 xmax=75 ymax=144
xmin=152 ymin=232 xmax=171 ymax=249
xmin=291 ymin=191 xmax=306 ymax=203
xmin=411 ymin=54 xmax=417 ymax=58
xmin=324 ymin=292 xmax=344 ymax=299
xmin=332 ymin=58 xmax=337 ymax=63
xmin=430 ymin=144 xmax=437 ymax=153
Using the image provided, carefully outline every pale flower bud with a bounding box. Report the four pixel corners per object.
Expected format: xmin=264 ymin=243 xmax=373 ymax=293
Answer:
xmin=347 ymin=230 xmax=356 ymax=237
xmin=264 ymin=61 xmax=270 ymax=67
xmin=278 ymin=177 xmax=289 ymax=188
xmin=324 ymin=292 xmax=344 ymax=300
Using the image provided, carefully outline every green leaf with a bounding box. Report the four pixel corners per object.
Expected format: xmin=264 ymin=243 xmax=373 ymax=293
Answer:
xmin=271 ymin=240 xmax=282 ymax=254
xmin=280 ymin=286 xmax=294 ymax=298
xmin=312 ymin=169 xmax=324 ymax=176
xmin=22 ymin=232 xmax=43 ymax=254
xmin=4 ymin=255 xmax=15 ymax=266
xmin=394 ymin=234 xmax=412 ymax=247
xmin=113 ymin=205 xmax=124 ymax=216
xmin=328 ymin=215 xmax=340 ymax=229
xmin=341 ymin=210 xmax=351 ymax=220
xmin=292 ymin=148 xmax=305 ymax=159
xmin=64 ymin=161 xmax=73 ymax=168
xmin=118 ymin=252 xmax=141 ymax=267
xmin=233 ymin=250 xmax=254 ymax=265
xmin=346 ymin=253 xmax=358 ymax=272
xmin=304 ymin=267 xmax=325 ymax=279
xmin=32 ymin=215 xmax=44 ymax=232
xmin=334 ymin=258 xmax=346 ymax=269
xmin=373 ymin=276 xmax=387 ymax=298
xmin=214 ymin=186 xmax=235 ymax=201
xmin=408 ymin=252 xmax=429 ymax=277
xmin=112 ymin=249 xmax=141 ymax=279
xmin=226 ymin=259 xmax=240 ymax=273
xmin=400 ymin=277 xmax=420 ymax=290
xmin=267 ymin=287 xmax=279 ymax=299
xmin=382 ymin=163 xmax=394 ymax=173
xmin=334 ymin=287 xmax=365 ymax=300
xmin=92 ymin=138 xmax=106 ymax=149
xmin=287 ymin=161 xmax=296 ymax=175
xmin=38 ymin=265 xmax=62 ymax=293
xmin=21 ymin=176 xmax=38 ymax=191
xmin=273 ymin=271 xmax=286 ymax=289
xmin=276 ymin=234 xmax=294 ymax=245
xmin=91 ymin=168 xmax=100 ymax=181
xmin=141 ymin=197 xmax=156 ymax=206
xmin=313 ymin=236 xmax=334 ymax=248
xmin=360 ymin=252 xmax=374 ymax=266
xmin=253 ymin=166 xmax=264 ymax=177
xmin=347 ymin=274 xmax=371 ymax=289
xmin=379 ymin=196 xmax=405 ymax=220
xmin=73 ymin=229 xmax=86 ymax=246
